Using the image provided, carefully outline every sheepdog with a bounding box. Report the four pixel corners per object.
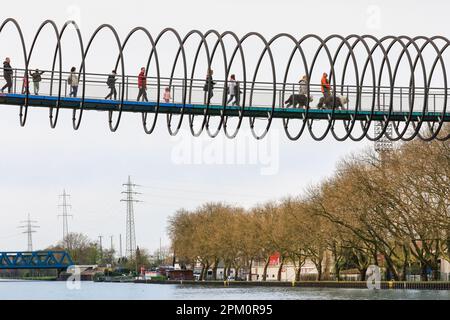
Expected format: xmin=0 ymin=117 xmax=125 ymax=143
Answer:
xmin=284 ymin=94 xmax=314 ymax=108
xmin=317 ymin=95 xmax=349 ymax=110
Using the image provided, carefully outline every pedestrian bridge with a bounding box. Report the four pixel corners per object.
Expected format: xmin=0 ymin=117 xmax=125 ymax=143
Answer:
xmin=0 ymin=251 xmax=74 ymax=270
xmin=0 ymin=18 xmax=449 ymax=141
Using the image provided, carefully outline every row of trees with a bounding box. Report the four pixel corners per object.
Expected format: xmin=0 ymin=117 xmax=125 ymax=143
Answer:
xmin=49 ymin=233 xmax=112 ymax=265
xmin=169 ymin=128 xmax=450 ymax=281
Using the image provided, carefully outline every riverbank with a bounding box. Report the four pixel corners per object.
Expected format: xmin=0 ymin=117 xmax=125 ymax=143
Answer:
xmin=133 ymin=279 xmax=450 ymax=290
xmin=0 ymin=276 xmax=57 ymax=281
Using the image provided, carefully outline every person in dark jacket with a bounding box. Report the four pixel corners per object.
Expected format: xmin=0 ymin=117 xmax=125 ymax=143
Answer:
xmin=68 ymin=67 xmax=79 ymax=98
xmin=137 ymin=67 xmax=148 ymax=102
xmin=30 ymin=69 xmax=45 ymax=95
xmin=105 ymin=70 xmax=117 ymax=100
xmin=203 ymin=69 xmax=216 ymax=104
xmin=234 ymin=80 xmax=242 ymax=107
xmin=1 ymin=57 xmax=13 ymax=93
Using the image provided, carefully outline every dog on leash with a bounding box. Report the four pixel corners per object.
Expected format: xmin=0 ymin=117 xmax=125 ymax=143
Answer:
xmin=317 ymin=95 xmax=349 ymax=110
xmin=284 ymin=94 xmax=314 ymax=108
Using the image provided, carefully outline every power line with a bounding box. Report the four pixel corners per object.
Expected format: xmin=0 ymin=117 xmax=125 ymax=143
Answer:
xmin=139 ymin=184 xmax=274 ymax=199
xmin=58 ymin=189 xmax=73 ymax=241
xmin=121 ymin=176 xmax=141 ymax=260
xmin=18 ymin=214 xmax=39 ymax=252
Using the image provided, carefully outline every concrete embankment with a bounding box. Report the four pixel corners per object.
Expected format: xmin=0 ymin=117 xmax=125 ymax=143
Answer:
xmin=133 ymin=279 xmax=450 ymax=290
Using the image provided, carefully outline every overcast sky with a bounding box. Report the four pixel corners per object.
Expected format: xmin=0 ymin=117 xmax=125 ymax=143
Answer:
xmin=1 ymin=0 xmax=449 ymax=254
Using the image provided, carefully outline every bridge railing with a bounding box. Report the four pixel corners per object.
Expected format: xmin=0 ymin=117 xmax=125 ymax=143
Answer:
xmin=1 ymin=67 xmax=448 ymax=114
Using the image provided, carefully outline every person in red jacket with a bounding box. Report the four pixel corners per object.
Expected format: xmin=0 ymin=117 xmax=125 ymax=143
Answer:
xmin=22 ymin=74 xmax=30 ymax=94
xmin=137 ymin=67 xmax=148 ymax=102
xmin=321 ymin=72 xmax=331 ymax=98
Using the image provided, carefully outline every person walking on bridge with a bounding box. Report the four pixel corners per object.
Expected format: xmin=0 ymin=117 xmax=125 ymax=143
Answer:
xmin=22 ymin=75 xmax=30 ymax=94
xmin=1 ymin=57 xmax=13 ymax=94
xmin=30 ymin=69 xmax=45 ymax=95
xmin=203 ymin=69 xmax=216 ymax=104
xmin=163 ymin=87 xmax=171 ymax=103
xmin=227 ymin=74 xmax=238 ymax=106
xmin=137 ymin=67 xmax=148 ymax=102
xmin=299 ymin=75 xmax=309 ymax=97
xmin=235 ymin=80 xmax=242 ymax=107
xmin=68 ymin=67 xmax=79 ymax=98
xmin=105 ymin=70 xmax=117 ymax=100
xmin=321 ymin=73 xmax=331 ymax=99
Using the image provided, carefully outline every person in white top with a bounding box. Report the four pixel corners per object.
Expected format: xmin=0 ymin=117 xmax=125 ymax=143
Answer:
xmin=299 ymin=75 xmax=308 ymax=96
xmin=227 ymin=74 xmax=238 ymax=106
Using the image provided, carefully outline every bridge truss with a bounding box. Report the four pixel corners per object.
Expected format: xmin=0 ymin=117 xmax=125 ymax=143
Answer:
xmin=0 ymin=251 xmax=74 ymax=270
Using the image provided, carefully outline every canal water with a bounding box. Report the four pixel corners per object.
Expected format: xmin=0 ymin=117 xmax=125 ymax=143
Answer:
xmin=1 ymin=280 xmax=450 ymax=300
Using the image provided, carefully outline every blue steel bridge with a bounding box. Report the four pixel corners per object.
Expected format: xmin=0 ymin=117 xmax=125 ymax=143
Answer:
xmin=0 ymin=18 xmax=450 ymax=141
xmin=0 ymin=251 xmax=73 ymax=271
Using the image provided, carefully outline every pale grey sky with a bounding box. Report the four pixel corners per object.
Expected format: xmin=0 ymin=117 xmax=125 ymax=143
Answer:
xmin=0 ymin=0 xmax=449 ymax=253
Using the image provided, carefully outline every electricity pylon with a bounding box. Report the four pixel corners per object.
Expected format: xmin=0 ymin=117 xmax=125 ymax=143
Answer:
xmin=121 ymin=176 xmax=141 ymax=260
xmin=18 ymin=214 xmax=39 ymax=252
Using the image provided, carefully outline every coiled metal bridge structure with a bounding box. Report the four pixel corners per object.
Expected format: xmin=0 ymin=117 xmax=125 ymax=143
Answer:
xmin=0 ymin=18 xmax=449 ymax=141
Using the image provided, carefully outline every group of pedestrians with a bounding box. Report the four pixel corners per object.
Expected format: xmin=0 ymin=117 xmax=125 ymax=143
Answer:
xmin=104 ymin=67 xmax=241 ymax=106
xmin=1 ymin=56 xmax=240 ymax=107
xmin=1 ymin=57 xmax=78 ymax=97
xmin=3 ymin=57 xmax=333 ymax=107
xmin=1 ymin=57 xmax=48 ymax=95
xmin=296 ymin=73 xmax=331 ymax=99
xmin=203 ymin=70 xmax=329 ymax=108
xmin=103 ymin=67 xmax=172 ymax=103
xmin=203 ymin=69 xmax=242 ymax=106
xmin=20 ymin=69 xmax=45 ymax=95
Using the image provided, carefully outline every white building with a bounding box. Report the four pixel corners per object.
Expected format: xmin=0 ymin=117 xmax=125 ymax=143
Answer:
xmin=440 ymin=259 xmax=450 ymax=281
xmin=251 ymin=259 xmax=319 ymax=282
